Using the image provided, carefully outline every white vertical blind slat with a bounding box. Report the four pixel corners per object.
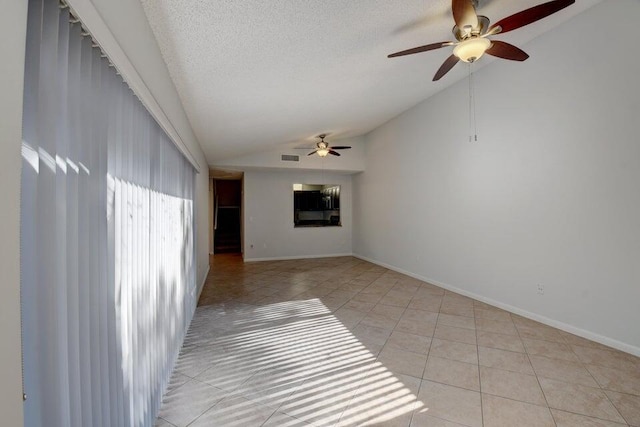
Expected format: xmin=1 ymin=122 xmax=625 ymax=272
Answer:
xmin=38 ymin=0 xmax=62 ymax=422
xmin=55 ymin=8 xmax=72 ymax=426
xmin=77 ymin=33 xmax=94 ymax=427
xmin=65 ymin=19 xmax=82 ymax=427
xmin=21 ymin=0 xmax=197 ymax=425
xmin=21 ymin=0 xmax=43 ymax=424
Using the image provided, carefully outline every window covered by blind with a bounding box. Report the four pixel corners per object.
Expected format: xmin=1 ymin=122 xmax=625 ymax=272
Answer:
xmin=20 ymin=0 xmax=197 ymax=425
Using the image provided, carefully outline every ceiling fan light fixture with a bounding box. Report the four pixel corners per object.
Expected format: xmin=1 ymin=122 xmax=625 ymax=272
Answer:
xmin=453 ymin=37 xmax=491 ymax=63
xmin=317 ymin=148 xmax=329 ymax=157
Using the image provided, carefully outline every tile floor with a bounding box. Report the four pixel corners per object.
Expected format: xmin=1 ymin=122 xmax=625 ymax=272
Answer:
xmin=157 ymin=254 xmax=640 ymax=427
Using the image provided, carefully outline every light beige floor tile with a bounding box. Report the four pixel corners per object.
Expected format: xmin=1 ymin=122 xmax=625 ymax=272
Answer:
xmin=342 ymin=300 xmax=376 ymax=313
xmin=165 ymin=372 xmax=192 ymax=394
xmin=393 ymin=283 xmax=421 ymax=294
xmin=482 ymin=394 xmax=554 ymax=427
xmin=476 ymin=330 xmax=525 ymax=353
xmin=158 ymin=256 xmax=640 ymax=426
xmin=474 ymin=308 xmax=513 ymax=323
xmin=473 ymin=301 xmax=495 ymax=310
xmin=278 ymin=369 xmax=365 ymax=426
xmin=605 ymin=390 xmax=640 ymax=426
xmin=235 ymin=368 xmax=305 ymax=409
xmin=361 ymin=312 xmax=401 ymax=330
xmin=408 ymin=296 xmax=443 ymax=313
xmin=159 ymin=379 xmax=228 ymax=427
xmin=174 ymin=346 xmax=227 ymax=378
xmin=372 ymin=303 xmax=407 ymax=320
xmin=551 ymin=409 xmax=627 ymax=427
xmin=395 ymin=318 xmax=437 ymax=337
xmin=478 ymin=346 xmax=534 ymax=375
xmin=560 ymin=333 xmax=618 ymax=352
xmin=334 ymin=307 xmax=367 ymax=329
xmin=329 ymin=289 xmax=360 ymax=300
xmin=386 ymin=331 xmax=431 ymax=355
xmin=510 ymin=315 xmax=539 ymax=328
xmin=522 ymin=337 xmax=580 ymax=362
xmin=437 ymin=313 xmax=476 ymax=330
xmin=587 ymin=363 xmax=640 ymax=395
xmin=195 ymin=357 xmax=262 ymax=392
xmin=424 ymin=356 xmax=480 ymax=391
xmin=529 ymin=355 xmax=599 ymax=387
xmin=377 ymin=346 xmax=428 ymax=378
xmin=415 ymin=284 xmax=445 ymax=297
xmin=380 ymin=291 xmax=413 ymax=308
xmin=439 ymin=303 xmax=475 ymax=318
xmin=154 ymin=418 xmax=175 ymax=427
xmin=416 ymin=380 xmax=482 ymax=427
xmin=441 ymin=295 xmax=474 ymax=306
xmin=480 ymin=365 xmax=545 ymax=405
xmin=442 ymin=292 xmax=474 ymax=304
xmin=189 ymin=395 xmax=276 ymax=427
xmin=400 ymin=308 xmax=439 ymax=324
xmin=353 ymin=323 xmax=393 ymax=348
xmin=352 ymin=292 xmax=384 ymax=304
xmin=516 ymin=324 xmax=566 ymax=343
xmin=429 ymin=338 xmax=478 ymax=364
xmin=433 ymin=324 xmax=477 ymax=345
xmin=572 ymin=345 xmax=639 ymax=372
xmin=475 ymin=318 xmax=518 ymax=336
xmin=410 ymin=411 xmax=467 ymax=426
xmin=262 ymin=411 xmax=313 ymax=426
xmin=337 ymin=372 xmax=420 ymax=427
xmin=538 ymin=377 xmax=626 ymax=423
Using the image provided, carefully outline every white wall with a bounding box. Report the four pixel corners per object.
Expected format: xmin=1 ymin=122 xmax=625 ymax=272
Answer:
xmin=244 ymin=171 xmax=352 ymax=261
xmin=0 ymin=0 xmax=27 ymax=425
xmin=353 ymin=0 xmax=640 ymax=355
xmin=214 ymin=136 xmax=366 ymax=174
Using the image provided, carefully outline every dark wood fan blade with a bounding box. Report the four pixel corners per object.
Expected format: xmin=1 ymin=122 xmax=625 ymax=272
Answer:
xmin=328 ymin=150 xmax=341 ymax=156
xmin=388 ymin=42 xmax=452 ymax=58
xmin=452 ymin=0 xmax=478 ymax=30
xmin=330 ymin=146 xmax=351 ymax=150
xmin=489 ymin=0 xmax=575 ymax=34
xmin=307 ymin=150 xmax=318 ymax=156
xmin=486 ymin=41 xmax=529 ymax=61
xmin=433 ymin=55 xmax=460 ymax=81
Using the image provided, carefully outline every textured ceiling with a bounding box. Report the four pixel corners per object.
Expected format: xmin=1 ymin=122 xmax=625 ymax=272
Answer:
xmin=140 ymin=0 xmax=601 ymax=163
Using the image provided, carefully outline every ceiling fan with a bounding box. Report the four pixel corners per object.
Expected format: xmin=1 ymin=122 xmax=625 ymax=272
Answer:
xmin=307 ymin=135 xmax=351 ymax=157
xmin=388 ymin=0 xmax=575 ymax=81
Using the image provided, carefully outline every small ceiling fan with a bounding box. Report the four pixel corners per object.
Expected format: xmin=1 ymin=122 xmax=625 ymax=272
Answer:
xmin=388 ymin=0 xmax=575 ymax=81
xmin=307 ymin=135 xmax=351 ymax=157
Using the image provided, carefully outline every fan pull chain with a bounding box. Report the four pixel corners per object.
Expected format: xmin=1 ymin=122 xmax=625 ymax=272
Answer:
xmin=468 ymin=64 xmax=478 ymax=142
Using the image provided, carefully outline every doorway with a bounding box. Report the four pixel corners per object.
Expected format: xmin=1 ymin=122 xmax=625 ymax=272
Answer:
xmin=213 ymin=177 xmax=243 ymax=254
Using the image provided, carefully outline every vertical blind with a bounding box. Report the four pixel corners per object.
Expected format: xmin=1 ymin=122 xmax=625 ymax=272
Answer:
xmin=20 ymin=0 xmax=197 ymax=425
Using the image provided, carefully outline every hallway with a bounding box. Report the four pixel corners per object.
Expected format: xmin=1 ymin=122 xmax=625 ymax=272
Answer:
xmin=157 ymin=255 xmax=640 ymax=426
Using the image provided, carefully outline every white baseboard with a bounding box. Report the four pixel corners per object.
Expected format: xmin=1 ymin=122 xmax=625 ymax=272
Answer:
xmin=245 ymin=252 xmax=354 ymax=263
xmin=353 ymin=253 xmax=640 ymax=358
xmin=197 ymin=264 xmax=210 ymax=300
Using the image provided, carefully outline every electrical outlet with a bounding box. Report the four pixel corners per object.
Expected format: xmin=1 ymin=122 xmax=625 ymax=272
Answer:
xmin=537 ymin=284 xmax=544 ymax=295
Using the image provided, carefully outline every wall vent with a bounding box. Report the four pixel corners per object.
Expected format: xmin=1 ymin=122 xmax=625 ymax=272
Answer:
xmin=281 ymin=154 xmax=300 ymax=162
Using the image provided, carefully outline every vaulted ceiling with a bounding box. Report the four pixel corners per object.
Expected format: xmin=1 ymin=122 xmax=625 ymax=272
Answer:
xmin=140 ymin=0 xmax=601 ymax=163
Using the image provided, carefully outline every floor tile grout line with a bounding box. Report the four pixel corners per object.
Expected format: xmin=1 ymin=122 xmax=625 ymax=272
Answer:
xmin=409 ymin=309 xmax=440 ymax=427
xmin=513 ymin=319 xmax=558 ymax=426
xmin=474 ymin=304 xmax=485 ymax=427
xmin=161 ymin=255 xmax=639 ymax=427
